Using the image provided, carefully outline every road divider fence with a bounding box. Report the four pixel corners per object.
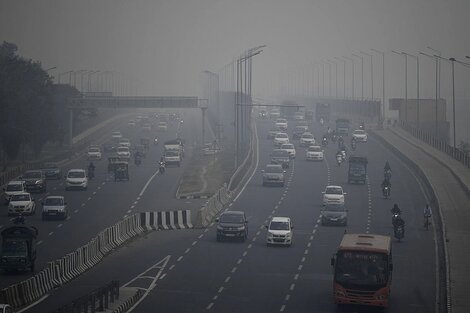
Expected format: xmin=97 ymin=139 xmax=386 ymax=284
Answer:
xmin=0 ymin=209 xmax=192 ymax=310
xmin=194 ymin=184 xmax=232 ymax=228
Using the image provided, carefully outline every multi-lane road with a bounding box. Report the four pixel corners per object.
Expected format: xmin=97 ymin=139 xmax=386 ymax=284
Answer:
xmin=13 ymin=113 xmax=436 ymax=313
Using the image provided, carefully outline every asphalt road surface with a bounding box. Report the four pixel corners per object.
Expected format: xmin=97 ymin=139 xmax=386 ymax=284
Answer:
xmin=23 ymin=115 xmax=435 ymax=313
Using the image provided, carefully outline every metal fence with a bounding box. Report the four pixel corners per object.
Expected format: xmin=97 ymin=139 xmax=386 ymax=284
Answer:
xmin=399 ymin=121 xmax=470 ymax=168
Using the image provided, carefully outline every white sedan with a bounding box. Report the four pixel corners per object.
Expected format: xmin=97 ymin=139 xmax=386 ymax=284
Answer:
xmin=275 ymin=118 xmax=288 ymax=131
xmin=274 ymin=133 xmax=289 ymax=147
xmin=299 ymin=132 xmax=315 ymax=146
xmin=306 ymin=145 xmax=324 ymax=161
xmin=322 ymin=185 xmax=346 ymax=205
xmin=280 ymin=143 xmax=296 ymax=159
xmin=352 ymin=129 xmax=368 ymax=142
xmin=87 ymin=146 xmax=102 ymax=160
xmin=116 ymin=146 xmax=131 ymax=158
xmin=8 ymin=192 xmax=35 ymax=216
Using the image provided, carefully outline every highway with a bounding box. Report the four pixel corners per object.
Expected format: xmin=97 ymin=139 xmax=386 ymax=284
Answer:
xmin=24 ymin=115 xmax=436 ymax=313
xmin=0 ymin=109 xmax=206 ymax=289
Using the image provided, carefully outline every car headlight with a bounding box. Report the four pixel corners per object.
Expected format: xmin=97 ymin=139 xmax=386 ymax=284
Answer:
xmin=217 ymin=225 xmax=223 ymax=231
xmin=267 ymin=232 xmax=274 ymax=238
xmin=285 ymin=233 xmax=292 ymax=238
xmin=237 ymin=226 xmax=245 ymax=231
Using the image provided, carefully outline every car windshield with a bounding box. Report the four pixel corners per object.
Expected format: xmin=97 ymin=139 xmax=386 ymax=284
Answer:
xmin=326 ymin=187 xmax=343 ymax=194
xmin=308 ymin=146 xmax=321 ymax=152
xmin=281 ymin=144 xmax=294 ymax=149
xmin=112 ymin=132 xmax=121 ymax=136
xmin=118 ymin=147 xmax=129 ymax=152
xmin=302 ymin=134 xmax=314 ymax=139
xmin=324 ymin=204 xmax=345 ymax=212
xmin=2 ymin=239 xmax=28 ymax=256
xmin=294 ymin=127 xmax=304 ymax=132
xmin=89 ymin=147 xmax=100 ymax=152
xmin=350 ymin=163 xmax=366 ymax=173
xmin=266 ymin=166 xmax=283 ymax=173
xmin=335 ymin=251 xmax=389 ymax=287
xmin=166 ymin=151 xmax=179 ymax=157
xmin=68 ymin=171 xmax=85 ymax=178
xmin=43 ymin=163 xmax=57 ymax=169
xmin=6 ymin=184 xmax=23 ymax=191
xmin=272 ymin=150 xmax=288 ymax=157
xmin=354 ymin=130 xmax=365 ymax=135
xmin=44 ymin=197 xmax=63 ymax=206
xmin=269 ymin=221 xmax=290 ymax=230
xmin=220 ymin=213 xmax=245 ymax=224
xmin=11 ymin=194 xmax=30 ymax=201
xmin=276 ymin=119 xmax=286 ymax=123
xmin=159 ymin=122 xmax=167 ymax=126
xmin=276 ymin=134 xmax=288 ymax=139
xmin=23 ymin=172 xmax=41 ymax=179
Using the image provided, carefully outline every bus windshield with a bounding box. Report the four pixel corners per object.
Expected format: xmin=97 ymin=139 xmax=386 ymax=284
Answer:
xmin=2 ymin=239 xmax=28 ymax=257
xmin=335 ymin=251 xmax=389 ymax=288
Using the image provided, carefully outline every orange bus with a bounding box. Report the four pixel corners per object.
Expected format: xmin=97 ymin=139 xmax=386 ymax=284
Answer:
xmin=330 ymin=233 xmax=393 ymax=308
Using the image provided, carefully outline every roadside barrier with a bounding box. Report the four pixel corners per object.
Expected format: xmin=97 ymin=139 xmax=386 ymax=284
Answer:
xmin=194 ymin=184 xmax=232 ymax=228
xmin=0 ymin=209 xmax=192 ymax=310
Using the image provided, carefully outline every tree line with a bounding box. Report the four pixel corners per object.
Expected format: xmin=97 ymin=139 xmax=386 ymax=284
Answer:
xmin=0 ymin=41 xmax=79 ymax=165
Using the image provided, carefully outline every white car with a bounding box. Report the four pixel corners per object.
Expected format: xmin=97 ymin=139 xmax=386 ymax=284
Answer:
xmin=352 ymin=129 xmax=368 ymax=142
xmin=274 ymin=132 xmax=289 ymax=147
xmin=142 ymin=123 xmax=152 ymax=131
xmin=269 ymin=109 xmax=281 ymax=119
xmin=306 ymin=145 xmax=324 ymax=161
xmin=116 ymin=146 xmax=131 ymax=158
xmin=8 ymin=192 xmax=35 ymax=216
xmin=280 ymin=143 xmax=296 ymax=159
xmin=3 ymin=180 xmax=26 ymax=204
xmin=119 ymin=138 xmax=131 ymax=148
xmin=111 ymin=131 xmax=122 ymax=140
xmin=128 ymin=119 xmax=136 ymax=127
xmin=65 ymin=169 xmax=88 ymax=191
xmin=293 ymin=112 xmax=304 ymax=121
xmin=322 ymin=185 xmax=346 ymax=205
xmin=266 ymin=217 xmax=293 ymax=246
xmin=275 ymin=118 xmax=288 ymax=131
xmin=299 ymin=132 xmax=315 ymax=146
xmin=87 ymin=146 xmax=102 ymax=160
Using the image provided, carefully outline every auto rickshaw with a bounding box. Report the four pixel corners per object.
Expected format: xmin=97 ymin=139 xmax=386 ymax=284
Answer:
xmin=107 ymin=156 xmax=122 ymax=173
xmin=114 ymin=161 xmax=129 ymax=181
xmin=140 ymin=137 xmax=150 ymax=150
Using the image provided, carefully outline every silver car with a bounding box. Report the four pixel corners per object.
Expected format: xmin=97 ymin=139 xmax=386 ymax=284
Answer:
xmin=321 ymin=203 xmax=348 ymax=226
xmin=42 ymin=196 xmax=68 ymax=220
xmin=262 ymin=164 xmax=286 ymax=187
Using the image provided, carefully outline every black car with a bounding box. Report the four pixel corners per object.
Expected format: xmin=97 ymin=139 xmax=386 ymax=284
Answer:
xmin=41 ymin=162 xmax=62 ymax=179
xmin=216 ymin=211 xmax=248 ymax=242
xmin=270 ymin=149 xmax=290 ymax=169
xmin=21 ymin=170 xmax=47 ymax=193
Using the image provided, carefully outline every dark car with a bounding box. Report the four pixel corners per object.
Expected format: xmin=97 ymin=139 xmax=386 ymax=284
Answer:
xmin=216 ymin=211 xmax=248 ymax=242
xmin=21 ymin=170 xmax=46 ymax=193
xmin=270 ymin=149 xmax=290 ymax=168
xmin=41 ymin=162 xmax=62 ymax=179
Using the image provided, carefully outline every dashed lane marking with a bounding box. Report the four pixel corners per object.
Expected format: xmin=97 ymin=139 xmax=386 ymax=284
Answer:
xmin=57 ymin=224 xmax=63 ymax=228
xmin=48 ymin=232 xmax=53 ymax=236
xmin=224 ymin=276 xmax=231 ymax=283
xmin=184 ymin=248 xmax=190 ymax=254
xmin=192 ymin=241 xmax=197 ymax=246
xmin=36 ymin=240 xmax=43 ymax=246
xmin=74 ymin=209 xmax=79 ymax=213
xmin=127 ymin=210 xmax=132 ymax=213
xmin=177 ymin=256 xmax=183 ymax=262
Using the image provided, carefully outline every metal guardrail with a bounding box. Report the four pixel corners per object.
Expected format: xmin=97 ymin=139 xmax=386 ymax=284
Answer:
xmin=399 ymin=120 xmax=470 ymax=168
xmin=51 ymin=280 xmax=120 ymax=313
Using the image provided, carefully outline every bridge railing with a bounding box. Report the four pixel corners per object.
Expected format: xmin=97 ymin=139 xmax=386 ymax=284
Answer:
xmin=399 ymin=120 xmax=470 ymax=168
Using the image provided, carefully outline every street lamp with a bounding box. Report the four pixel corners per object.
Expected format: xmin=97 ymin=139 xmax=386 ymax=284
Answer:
xmin=402 ymin=52 xmax=420 ymax=128
xmin=419 ymin=51 xmax=440 ymax=136
xmin=322 ymin=61 xmax=332 ymax=97
xmin=427 ymin=46 xmax=441 ymax=101
xmin=371 ymin=49 xmax=385 ymax=121
xmin=360 ymin=51 xmax=373 ymax=100
xmin=391 ymin=50 xmax=408 ymax=124
xmin=343 ymin=56 xmax=355 ymax=99
xmin=352 ymin=53 xmax=364 ymax=100
xmin=334 ymin=57 xmax=346 ymax=98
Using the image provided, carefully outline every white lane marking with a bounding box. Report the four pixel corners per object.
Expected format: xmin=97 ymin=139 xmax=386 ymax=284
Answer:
xmin=256 ymin=230 xmax=261 ymax=236
xmin=294 ymin=274 xmax=299 ymax=280
xmin=285 ymin=294 xmax=290 ymax=301
xmin=138 ymin=168 xmax=160 ymax=197
xmin=198 ymin=234 xmax=204 ymax=239
xmin=290 ymin=283 xmax=295 ymax=291
xmin=81 ymin=203 xmax=85 ymax=207
xmin=57 ymin=224 xmax=63 ymax=228
xmin=242 ymin=251 xmax=247 ymax=257
xmin=127 ymin=210 xmax=132 ymax=213
xmin=206 ymin=303 xmax=214 ymax=310
xmin=184 ymin=248 xmax=190 ymax=254
xmin=224 ymin=276 xmax=231 ymax=283
xmin=74 ymin=209 xmax=79 ymax=213
xmin=36 ymin=240 xmax=43 ymax=246
xmin=218 ymin=287 xmax=224 ymax=293
xmin=159 ymin=273 xmax=166 ymax=280
xmin=237 ymin=258 xmax=242 ymax=265
xmin=192 ymin=241 xmax=197 ymax=246
xmin=280 ymin=304 xmax=286 ymax=312
xmin=212 ymin=295 xmax=218 ymax=300
xmin=247 ymin=244 xmax=252 ymax=249
xmin=87 ymin=197 xmax=92 ymax=201
xmin=93 ymin=191 xmax=97 ymax=195
xmin=48 ymin=232 xmax=53 ymax=236
xmin=169 ymin=265 xmax=175 ymax=271
xmin=231 ymin=267 xmax=237 ymax=273
xmin=298 ymin=265 xmax=303 ymax=271
xmin=177 ymin=256 xmax=183 ymax=262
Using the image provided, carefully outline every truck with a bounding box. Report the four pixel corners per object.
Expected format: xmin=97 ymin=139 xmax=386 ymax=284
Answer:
xmin=163 ymin=139 xmax=185 ymax=167
xmin=280 ymin=101 xmax=299 ymax=120
xmin=315 ymin=103 xmax=330 ymax=122
xmin=348 ymin=156 xmax=368 ymax=184
xmin=335 ymin=118 xmax=350 ymax=136
xmin=0 ymin=225 xmax=38 ymax=272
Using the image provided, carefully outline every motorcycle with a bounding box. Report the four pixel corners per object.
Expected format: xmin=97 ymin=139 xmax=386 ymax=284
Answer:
xmin=424 ymin=214 xmax=431 ymax=230
xmin=383 ymin=186 xmax=391 ymax=199
xmin=331 ymin=135 xmax=337 ymax=143
xmin=14 ymin=214 xmax=25 ymax=225
xmin=384 ymin=169 xmax=392 ymax=181
xmin=320 ymin=118 xmax=324 ymax=126
xmin=336 ymin=154 xmax=342 ymax=166
xmin=88 ymin=167 xmax=95 ymax=180
xmin=159 ymin=161 xmax=165 ymax=174
xmin=394 ymin=225 xmax=404 ymax=242
xmin=322 ymin=138 xmax=328 ymax=147
xmin=154 ymin=137 xmax=159 ymax=145
xmin=391 ymin=212 xmax=400 ymax=225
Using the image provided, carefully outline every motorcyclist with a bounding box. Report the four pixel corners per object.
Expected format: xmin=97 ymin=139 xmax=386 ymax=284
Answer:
xmin=154 ymin=136 xmax=158 ymax=145
xmin=88 ymin=162 xmax=95 ymax=178
xmin=393 ymin=215 xmax=405 ymax=237
xmin=424 ymin=204 xmax=432 ymax=226
xmin=381 ymin=178 xmax=392 ymax=190
xmin=14 ymin=214 xmax=25 ymax=224
xmin=391 ymin=203 xmax=401 ymax=216
xmin=320 ymin=117 xmax=324 ymax=125
xmin=322 ymin=135 xmax=328 ymax=146
xmin=338 ymin=135 xmax=344 ymax=145
xmin=384 ymin=161 xmax=391 ymax=172
xmin=134 ymin=151 xmax=142 ymax=165
xmin=336 ymin=151 xmax=343 ymax=166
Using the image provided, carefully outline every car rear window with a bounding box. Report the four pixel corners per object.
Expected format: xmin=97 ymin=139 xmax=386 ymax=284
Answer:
xmin=45 ymin=198 xmax=63 ymax=206
xmin=220 ymin=214 xmax=244 ymax=223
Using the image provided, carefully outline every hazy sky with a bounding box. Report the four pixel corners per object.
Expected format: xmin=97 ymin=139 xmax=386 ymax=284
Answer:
xmin=1 ymin=0 xmax=470 ymax=100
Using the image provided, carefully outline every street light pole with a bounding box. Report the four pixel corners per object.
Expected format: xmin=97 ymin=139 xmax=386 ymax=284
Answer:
xmin=360 ymin=51 xmax=373 ymax=100
xmin=450 ymin=58 xmax=456 ymax=149
xmin=402 ymin=52 xmax=419 ymax=128
xmin=87 ymin=70 xmax=100 ymax=92
xmin=343 ymin=56 xmax=354 ymax=99
xmin=392 ymin=51 xmax=408 ymax=124
xmin=334 ymin=57 xmax=346 ymax=98
xmin=352 ymin=54 xmax=364 ymax=100
xmin=427 ymin=46 xmax=441 ymax=101
xmin=420 ymin=52 xmax=440 ymax=136
xmin=328 ymin=59 xmax=338 ymax=98
xmin=371 ymin=49 xmax=385 ymax=121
